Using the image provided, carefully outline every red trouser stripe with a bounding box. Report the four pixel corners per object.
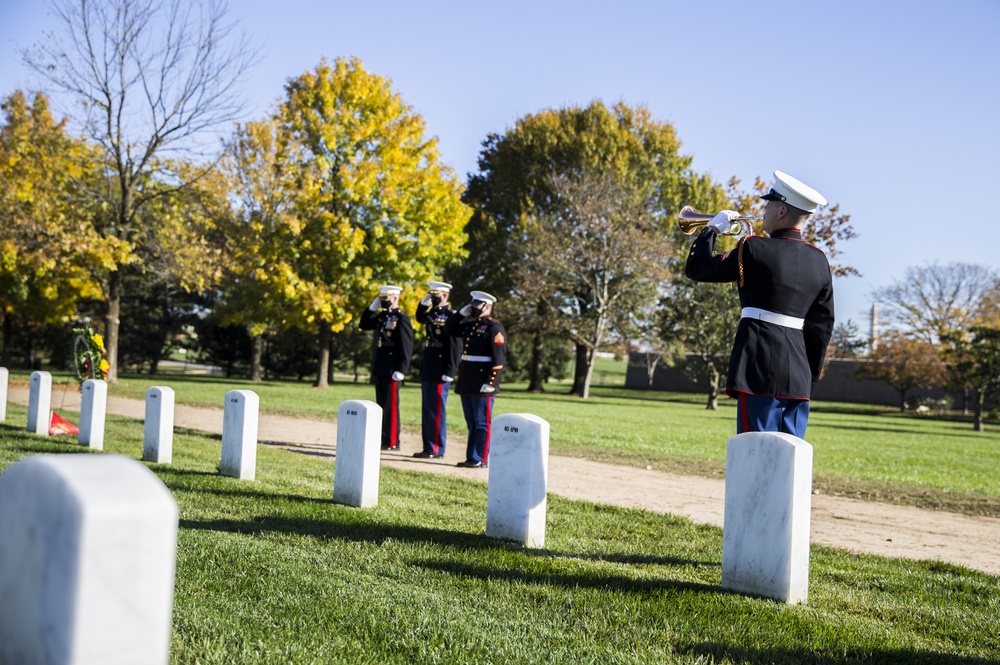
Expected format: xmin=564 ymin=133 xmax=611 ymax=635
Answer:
xmin=390 ymin=380 xmax=399 ymax=447
xmin=433 ymin=382 xmax=444 ymax=454
xmin=739 ymin=392 xmax=750 ymax=433
xmin=482 ymin=396 xmax=493 ymax=462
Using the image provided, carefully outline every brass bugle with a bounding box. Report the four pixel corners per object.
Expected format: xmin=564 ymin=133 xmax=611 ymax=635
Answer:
xmin=677 ymin=206 xmax=762 ymax=236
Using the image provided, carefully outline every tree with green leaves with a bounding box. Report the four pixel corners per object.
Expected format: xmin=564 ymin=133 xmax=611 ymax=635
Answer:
xmin=829 ymin=320 xmax=868 ymax=358
xmin=659 ymin=280 xmax=741 ymax=410
xmin=457 ymin=101 xmax=729 ymax=394
xmin=277 ymin=57 xmax=471 ymax=387
xmin=942 ymin=326 xmax=1000 ymax=431
xmin=22 ymin=0 xmax=257 ymax=380
xmin=517 ymin=169 xmax=673 ymax=398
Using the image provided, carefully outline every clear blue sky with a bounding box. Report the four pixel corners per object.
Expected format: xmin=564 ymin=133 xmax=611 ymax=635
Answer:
xmin=2 ymin=0 xmax=998 ymax=334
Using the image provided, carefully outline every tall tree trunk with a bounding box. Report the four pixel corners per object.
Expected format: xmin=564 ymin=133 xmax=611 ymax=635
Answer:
xmin=527 ymin=329 xmax=546 ymax=392
xmin=105 ymin=269 xmax=123 ymax=382
xmin=24 ymin=324 xmax=35 ymax=370
xmin=250 ymin=334 xmax=263 ymax=382
xmin=645 ymin=352 xmax=660 ymax=388
xmin=570 ymin=342 xmax=588 ymax=396
xmin=315 ymin=326 xmax=331 ymax=388
xmin=974 ymin=389 xmax=984 ymax=432
xmin=150 ymin=284 xmax=173 ymax=376
xmin=527 ymin=299 xmax=549 ymax=392
xmin=1 ymin=316 xmax=11 ymax=368
xmin=706 ymin=368 xmax=720 ymax=410
xmin=580 ymin=345 xmax=599 ymax=399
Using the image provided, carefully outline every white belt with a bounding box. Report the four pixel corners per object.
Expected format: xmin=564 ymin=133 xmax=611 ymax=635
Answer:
xmin=741 ymin=307 xmax=804 ymax=330
xmin=462 ymin=354 xmax=492 ymax=362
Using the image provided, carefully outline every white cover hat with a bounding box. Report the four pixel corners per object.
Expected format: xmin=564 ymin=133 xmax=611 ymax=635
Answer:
xmin=378 ymin=285 xmax=403 ymax=296
xmin=760 ymin=170 xmax=828 ymax=213
xmin=427 ymin=280 xmax=452 ymax=292
xmin=470 ymin=290 xmax=497 ymax=304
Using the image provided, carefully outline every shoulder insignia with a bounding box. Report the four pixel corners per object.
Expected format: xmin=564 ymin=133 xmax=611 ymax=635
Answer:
xmin=494 ymin=331 xmax=505 ymax=345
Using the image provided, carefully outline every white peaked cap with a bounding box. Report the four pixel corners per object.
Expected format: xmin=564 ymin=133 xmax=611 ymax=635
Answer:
xmin=470 ymin=290 xmax=497 ymax=304
xmin=427 ymin=280 xmax=452 ymax=292
xmin=378 ymin=285 xmax=403 ymax=296
xmin=761 ymin=170 xmax=828 ymax=213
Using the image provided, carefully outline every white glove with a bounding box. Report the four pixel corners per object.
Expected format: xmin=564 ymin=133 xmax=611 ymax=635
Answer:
xmin=419 ymin=294 xmax=432 ymax=306
xmin=368 ymin=296 xmax=381 ymax=311
xmin=442 ymin=375 xmax=454 ymax=383
xmin=708 ymin=210 xmax=740 ymax=233
xmin=459 ymin=304 xmax=472 ymax=317
xmin=391 ymin=371 xmax=404 ymax=381
xmin=479 ymin=383 xmax=496 ymax=394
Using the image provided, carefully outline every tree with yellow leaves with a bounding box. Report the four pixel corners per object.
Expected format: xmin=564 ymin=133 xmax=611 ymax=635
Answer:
xmin=0 ymin=90 xmax=107 ymax=365
xmin=275 ymin=58 xmax=470 ymax=387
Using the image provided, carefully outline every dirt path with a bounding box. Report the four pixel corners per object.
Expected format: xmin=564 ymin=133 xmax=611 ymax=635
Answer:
xmin=11 ymin=386 xmax=1000 ymax=576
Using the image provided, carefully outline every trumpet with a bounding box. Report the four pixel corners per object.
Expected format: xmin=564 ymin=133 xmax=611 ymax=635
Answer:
xmin=677 ymin=206 xmax=762 ymax=238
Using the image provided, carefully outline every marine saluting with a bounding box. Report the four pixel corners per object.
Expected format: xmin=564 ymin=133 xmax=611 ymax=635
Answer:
xmin=359 ymin=285 xmax=414 ymax=451
xmin=443 ymin=290 xmax=507 ymax=468
xmin=413 ymin=280 xmax=462 ymax=459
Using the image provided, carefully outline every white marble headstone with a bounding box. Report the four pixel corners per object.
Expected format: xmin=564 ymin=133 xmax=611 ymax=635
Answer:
xmin=722 ymin=431 xmax=813 ymax=604
xmin=0 ymin=366 xmax=8 ymax=422
xmin=486 ymin=413 xmax=550 ymax=548
xmin=0 ymin=454 xmax=178 ymax=665
xmin=27 ymin=370 xmax=52 ymax=435
xmin=332 ymin=399 xmax=382 ymax=508
xmin=220 ymin=389 xmax=259 ymax=480
xmin=143 ymin=386 xmax=175 ymax=464
xmin=78 ymin=379 xmax=108 ymax=450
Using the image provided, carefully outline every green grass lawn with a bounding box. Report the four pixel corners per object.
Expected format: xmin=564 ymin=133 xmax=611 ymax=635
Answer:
xmin=0 ymin=405 xmax=997 ymax=664
xmin=13 ymin=369 xmax=1000 ymax=517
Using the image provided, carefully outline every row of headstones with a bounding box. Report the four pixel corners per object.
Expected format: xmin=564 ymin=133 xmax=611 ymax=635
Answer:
xmin=13 ymin=371 xmax=552 ymax=549
xmin=16 ymin=371 xmax=259 ymax=479
xmin=0 ymin=374 xmax=555 ymax=664
xmin=0 ymin=369 xmax=814 ymax=663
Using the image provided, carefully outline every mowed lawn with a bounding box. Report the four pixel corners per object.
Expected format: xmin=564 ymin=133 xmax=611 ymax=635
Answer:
xmin=0 ymin=405 xmax=997 ymax=665
xmin=21 ymin=365 xmax=1000 ymax=518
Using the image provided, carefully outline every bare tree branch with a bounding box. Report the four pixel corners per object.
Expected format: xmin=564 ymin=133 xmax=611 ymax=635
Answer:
xmin=20 ymin=0 xmax=258 ymax=381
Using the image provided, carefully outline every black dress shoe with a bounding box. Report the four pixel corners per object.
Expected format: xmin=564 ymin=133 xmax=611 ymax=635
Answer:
xmin=413 ymin=451 xmax=445 ymax=459
xmin=456 ymin=460 xmax=487 ymax=468
xmin=381 ymin=444 xmax=399 ymax=451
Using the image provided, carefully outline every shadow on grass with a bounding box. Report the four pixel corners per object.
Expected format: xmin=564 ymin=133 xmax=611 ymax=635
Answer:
xmin=179 ymin=513 xmax=715 ymax=572
xmin=677 ymin=641 xmax=997 ymax=665
xmin=415 ymin=558 xmax=723 ymax=597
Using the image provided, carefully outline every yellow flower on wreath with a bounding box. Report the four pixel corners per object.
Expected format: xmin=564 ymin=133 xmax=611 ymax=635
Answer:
xmin=93 ymin=333 xmax=105 ymax=350
xmin=100 ymin=359 xmax=110 ymax=373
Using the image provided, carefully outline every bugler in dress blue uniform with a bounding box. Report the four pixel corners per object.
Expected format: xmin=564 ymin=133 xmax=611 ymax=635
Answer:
xmin=685 ymin=171 xmax=835 ymax=438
